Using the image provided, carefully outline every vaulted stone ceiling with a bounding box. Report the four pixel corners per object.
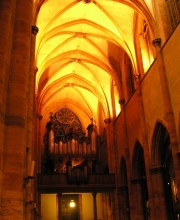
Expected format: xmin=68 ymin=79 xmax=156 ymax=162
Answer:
xmin=34 ymin=0 xmax=154 ymax=131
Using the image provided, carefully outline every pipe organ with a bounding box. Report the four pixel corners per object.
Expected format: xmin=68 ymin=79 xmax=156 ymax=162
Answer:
xmin=48 ymin=135 xmax=96 ymax=157
xmin=43 ymin=108 xmax=99 ymax=180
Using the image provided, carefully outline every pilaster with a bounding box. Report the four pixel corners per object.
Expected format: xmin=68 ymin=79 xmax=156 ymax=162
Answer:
xmin=104 ymin=118 xmax=114 ymax=172
xmin=149 ymin=166 xmax=168 ymax=220
xmin=130 ymin=178 xmax=144 ymax=220
xmin=118 ymin=186 xmax=130 ymax=220
xmin=25 ymin=25 xmax=39 ymax=220
xmin=0 ymin=0 xmax=15 ymax=208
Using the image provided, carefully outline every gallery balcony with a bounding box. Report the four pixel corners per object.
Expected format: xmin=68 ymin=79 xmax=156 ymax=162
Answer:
xmin=37 ymin=173 xmax=115 ymax=193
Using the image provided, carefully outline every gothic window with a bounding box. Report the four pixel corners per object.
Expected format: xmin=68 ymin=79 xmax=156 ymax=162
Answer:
xmin=50 ymin=108 xmax=84 ymax=143
xmin=166 ymin=0 xmax=180 ymax=29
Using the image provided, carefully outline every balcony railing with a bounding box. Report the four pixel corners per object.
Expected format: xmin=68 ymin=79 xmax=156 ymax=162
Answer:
xmin=37 ymin=173 xmax=115 ymax=193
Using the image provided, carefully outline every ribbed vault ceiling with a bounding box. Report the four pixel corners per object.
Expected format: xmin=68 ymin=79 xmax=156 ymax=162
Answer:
xmin=34 ymin=0 xmax=154 ymax=130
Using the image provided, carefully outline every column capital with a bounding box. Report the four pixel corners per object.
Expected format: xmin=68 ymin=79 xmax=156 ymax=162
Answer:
xmin=104 ymin=118 xmax=111 ymax=124
xmin=37 ymin=113 xmax=43 ymax=120
xmin=119 ymin=98 xmax=125 ymax=105
xmin=152 ymin=38 xmax=161 ymax=48
xmin=32 ymin=25 xmax=39 ymax=35
xmin=149 ymin=165 xmax=164 ymax=174
xmin=133 ymin=73 xmax=140 ymax=81
xmin=34 ymin=67 xmax=38 ymax=74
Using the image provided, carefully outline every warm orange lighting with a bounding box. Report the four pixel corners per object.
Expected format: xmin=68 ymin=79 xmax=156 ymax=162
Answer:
xmin=69 ymin=200 xmax=76 ymax=208
xmin=35 ymin=0 xmax=154 ymax=123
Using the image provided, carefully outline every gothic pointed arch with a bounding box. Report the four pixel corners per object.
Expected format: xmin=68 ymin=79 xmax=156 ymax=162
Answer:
xmin=132 ymin=141 xmax=149 ymax=219
xmin=46 ymin=108 xmax=85 ymax=144
xmin=132 ymin=141 xmax=146 ymax=180
xmin=151 ymin=121 xmax=177 ymax=219
xmin=151 ymin=121 xmax=171 ymax=167
xmin=119 ymin=156 xmax=128 ymax=186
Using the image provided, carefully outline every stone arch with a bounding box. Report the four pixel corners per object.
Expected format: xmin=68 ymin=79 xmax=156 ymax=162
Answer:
xmin=151 ymin=121 xmax=177 ymax=219
xmin=151 ymin=121 xmax=171 ymax=167
xmin=131 ymin=141 xmax=149 ymax=219
xmin=119 ymin=156 xmax=128 ymax=186
xmin=132 ymin=141 xmax=147 ymax=180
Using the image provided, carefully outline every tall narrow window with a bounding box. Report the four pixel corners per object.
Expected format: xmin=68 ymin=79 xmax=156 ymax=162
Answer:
xmin=166 ymin=0 xmax=180 ymax=29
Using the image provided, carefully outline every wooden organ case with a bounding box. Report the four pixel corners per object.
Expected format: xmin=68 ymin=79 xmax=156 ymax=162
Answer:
xmin=42 ymin=108 xmax=99 ymax=183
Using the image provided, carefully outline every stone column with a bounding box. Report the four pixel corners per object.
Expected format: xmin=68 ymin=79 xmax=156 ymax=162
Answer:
xmin=113 ymin=189 xmax=121 ymax=220
xmin=57 ymin=193 xmax=62 ymax=220
xmin=118 ymin=98 xmax=130 ymax=163
xmin=92 ymin=192 xmax=98 ymax=220
xmin=130 ymin=178 xmax=144 ymax=220
xmin=135 ymin=78 xmax=154 ymax=217
xmin=27 ymin=25 xmax=38 ymax=164
xmin=152 ymin=38 xmax=178 ymax=152
xmin=118 ymin=186 xmax=130 ymax=220
xmin=1 ymin=0 xmax=33 ymax=219
xmin=0 ymin=0 xmax=16 ymax=204
xmin=36 ymin=113 xmax=43 ymax=173
xmin=104 ymin=118 xmax=114 ymax=172
xmin=25 ymin=25 xmax=39 ymax=220
xmin=118 ymin=99 xmax=134 ymax=220
xmin=149 ymin=166 xmax=168 ymax=219
xmin=27 ymin=25 xmax=38 ymax=220
xmin=152 ymin=38 xmax=180 ymax=199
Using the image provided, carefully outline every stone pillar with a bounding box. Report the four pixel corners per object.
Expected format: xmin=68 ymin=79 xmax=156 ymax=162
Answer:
xmin=27 ymin=25 xmax=38 ymax=162
xmin=152 ymin=38 xmax=180 ymax=199
xmin=152 ymin=38 xmax=178 ymax=151
xmin=0 ymin=0 xmax=16 ymax=204
xmin=118 ymin=99 xmax=134 ymax=220
xmin=25 ymin=25 xmax=39 ymax=220
xmin=36 ymin=113 xmax=43 ymax=173
xmin=133 ymin=17 xmax=145 ymax=79
xmin=118 ymin=186 xmax=130 ymax=220
xmin=92 ymin=192 xmax=98 ymax=220
xmin=118 ymin=98 xmax=130 ymax=164
xmin=104 ymin=118 xmax=114 ymax=172
xmin=149 ymin=166 xmax=168 ymax=219
xmin=1 ymin=0 xmax=33 ymax=219
xmin=112 ymin=189 xmax=121 ymax=220
xmin=57 ymin=193 xmax=62 ymax=220
xmin=130 ymin=178 xmax=144 ymax=220
xmin=135 ymin=78 xmax=154 ymax=216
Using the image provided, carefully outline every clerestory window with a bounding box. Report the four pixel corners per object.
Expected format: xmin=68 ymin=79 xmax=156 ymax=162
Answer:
xmin=166 ymin=0 xmax=180 ymax=29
